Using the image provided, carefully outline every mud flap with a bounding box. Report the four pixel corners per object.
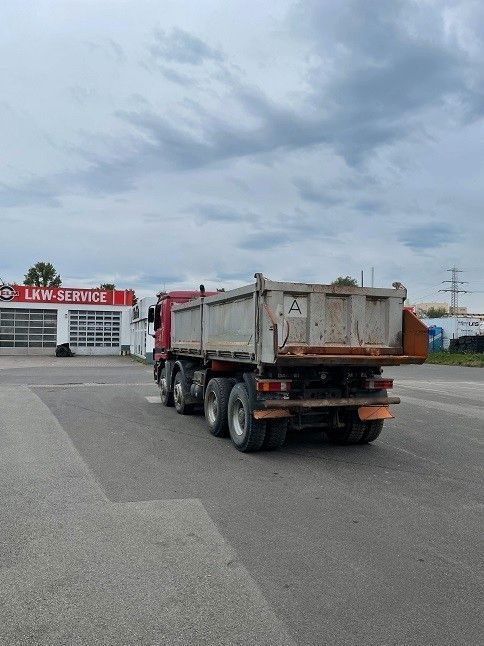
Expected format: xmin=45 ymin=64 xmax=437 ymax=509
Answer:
xmin=358 ymin=406 xmax=394 ymax=421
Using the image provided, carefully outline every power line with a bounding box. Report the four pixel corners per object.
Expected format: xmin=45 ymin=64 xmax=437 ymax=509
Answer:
xmin=439 ymin=267 xmax=469 ymax=315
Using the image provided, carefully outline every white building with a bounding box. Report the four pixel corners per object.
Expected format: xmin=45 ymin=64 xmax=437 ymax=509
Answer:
xmin=130 ymin=296 xmax=157 ymax=363
xmin=0 ymin=284 xmax=133 ymax=356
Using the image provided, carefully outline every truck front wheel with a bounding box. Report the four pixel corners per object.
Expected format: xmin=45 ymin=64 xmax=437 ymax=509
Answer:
xmin=204 ymin=378 xmax=233 ymax=437
xmin=228 ymin=383 xmax=266 ymax=452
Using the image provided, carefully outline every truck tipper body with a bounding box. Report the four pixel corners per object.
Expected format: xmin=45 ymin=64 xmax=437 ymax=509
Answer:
xmin=150 ymin=274 xmax=428 ymax=452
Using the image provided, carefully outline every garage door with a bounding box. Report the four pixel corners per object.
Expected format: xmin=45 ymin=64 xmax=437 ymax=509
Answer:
xmin=69 ymin=310 xmax=121 ymax=355
xmin=0 ymin=308 xmax=57 ymax=353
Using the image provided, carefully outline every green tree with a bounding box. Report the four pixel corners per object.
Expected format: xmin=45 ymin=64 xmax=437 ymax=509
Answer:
xmin=24 ymin=262 xmax=61 ymax=287
xmin=425 ymin=307 xmax=448 ymax=318
xmin=99 ymin=283 xmax=116 ymax=290
xmin=331 ymin=276 xmax=358 ymax=287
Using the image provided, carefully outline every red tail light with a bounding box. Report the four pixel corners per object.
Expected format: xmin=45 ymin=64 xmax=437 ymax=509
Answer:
xmin=256 ymin=380 xmax=292 ymax=392
xmin=363 ymin=378 xmax=394 ymax=390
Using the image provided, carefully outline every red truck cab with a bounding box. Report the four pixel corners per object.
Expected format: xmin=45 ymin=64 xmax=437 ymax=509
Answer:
xmin=150 ymin=289 xmax=216 ymax=361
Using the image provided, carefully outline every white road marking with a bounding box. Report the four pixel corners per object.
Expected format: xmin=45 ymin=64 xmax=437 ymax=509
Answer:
xmin=400 ymin=394 xmax=484 ymax=421
xmin=28 ymin=382 xmax=153 ymax=388
xmin=384 ymin=442 xmax=441 ymax=465
xmin=397 ymin=380 xmax=484 ymax=392
xmin=145 ymin=396 xmax=160 ymax=403
xmin=395 ymin=381 xmax=484 ymax=399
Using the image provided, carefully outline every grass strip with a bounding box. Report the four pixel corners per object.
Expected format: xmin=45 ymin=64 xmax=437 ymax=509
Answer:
xmin=426 ymin=351 xmax=484 ymax=367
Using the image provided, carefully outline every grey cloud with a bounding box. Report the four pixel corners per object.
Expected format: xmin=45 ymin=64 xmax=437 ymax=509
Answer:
xmin=215 ymin=271 xmax=254 ymax=282
xmin=353 ymin=199 xmax=384 ymax=215
xmin=279 ymin=210 xmax=338 ymax=239
xmin=114 ymin=90 xmax=329 ymax=174
xmin=68 ymin=86 xmax=97 ymax=106
xmin=142 ymin=212 xmax=178 ymax=224
xmin=238 ymin=231 xmax=291 ymax=251
xmin=7 ymin=0 xmax=480 ymax=207
xmin=149 ymin=28 xmax=224 ymax=65
xmin=292 ymin=0 xmax=480 ymax=163
xmin=399 ymin=224 xmax=456 ymax=250
xmin=0 ymin=180 xmax=61 ymax=208
xmin=293 ymin=178 xmax=344 ymax=206
xmin=128 ymin=93 xmax=151 ymax=107
xmin=2 ymin=7 xmax=482 ymax=227
xmin=191 ymin=204 xmax=257 ymax=224
xmin=89 ymin=4 xmax=481 ymax=186
xmin=158 ymin=66 xmax=194 ymax=86
xmin=107 ymin=39 xmax=126 ymax=64
xmin=83 ymin=39 xmax=126 ymax=64
xmin=238 ymin=209 xmax=337 ymax=251
xmin=129 ymin=274 xmax=181 ymax=288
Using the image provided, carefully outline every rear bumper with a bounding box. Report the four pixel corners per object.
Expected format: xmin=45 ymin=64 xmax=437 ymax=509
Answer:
xmin=261 ymin=396 xmax=401 ymax=409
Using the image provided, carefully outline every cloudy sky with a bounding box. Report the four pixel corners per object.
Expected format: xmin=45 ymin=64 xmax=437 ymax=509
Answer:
xmin=1 ymin=0 xmax=483 ymax=309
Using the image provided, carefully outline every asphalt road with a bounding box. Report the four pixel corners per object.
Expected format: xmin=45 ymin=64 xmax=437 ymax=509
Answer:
xmin=1 ymin=357 xmax=482 ymax=646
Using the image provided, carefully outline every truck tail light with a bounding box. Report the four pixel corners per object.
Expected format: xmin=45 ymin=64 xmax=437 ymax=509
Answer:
xmin=256 ymin=380 xmax=292 ymax=392
xmin=362 ymin=378 xmax=394 ymax=390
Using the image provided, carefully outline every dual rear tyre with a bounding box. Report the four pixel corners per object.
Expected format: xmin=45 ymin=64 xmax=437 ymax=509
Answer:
xmin=204 ymin=379 xmax=287 ymax=452
xmin=326 ymin=415 xmax=384 ymax=445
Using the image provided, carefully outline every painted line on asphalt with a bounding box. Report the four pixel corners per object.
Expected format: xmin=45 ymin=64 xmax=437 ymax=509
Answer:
xmin=384 ymin=441 xmax=442 ymax=466
xmin=26 ymin=382 xmax=154 ymax=388
xmin=400 ymin=394 xmax=484 ymax=421
xmin=397 ymin=380 xmax=484 ymax=391
xmin=145 ymin=396 xmax=160 ymax=403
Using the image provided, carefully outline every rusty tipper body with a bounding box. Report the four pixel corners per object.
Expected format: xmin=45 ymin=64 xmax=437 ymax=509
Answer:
xmin=150 ymin=274 xmax=428 ymax=452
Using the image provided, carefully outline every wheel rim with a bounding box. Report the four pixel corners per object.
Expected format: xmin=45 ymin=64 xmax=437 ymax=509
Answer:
xmin=206 ymin=391 xmax=218 ymax=425
xmin=174 ymin=380 xmax=183 ymax=407
xmin=232 ymin=398 xmax=246 ymax=437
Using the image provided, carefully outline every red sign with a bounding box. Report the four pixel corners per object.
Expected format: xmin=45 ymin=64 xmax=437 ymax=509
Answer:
xmin=3 ymin=285 xmax=133 ymax=306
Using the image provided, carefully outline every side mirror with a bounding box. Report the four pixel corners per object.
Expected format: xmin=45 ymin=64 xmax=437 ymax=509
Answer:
xmin=147 ymin=306 xmax=155 ymax=323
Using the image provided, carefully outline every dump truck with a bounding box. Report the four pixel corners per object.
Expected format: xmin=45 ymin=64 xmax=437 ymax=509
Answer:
xmin=148 ymin=274 xmax=428 ymax=452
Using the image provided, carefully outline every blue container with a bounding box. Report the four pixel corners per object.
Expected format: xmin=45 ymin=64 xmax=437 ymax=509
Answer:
xmin=428 ymin=325 xmax=444 ymax=352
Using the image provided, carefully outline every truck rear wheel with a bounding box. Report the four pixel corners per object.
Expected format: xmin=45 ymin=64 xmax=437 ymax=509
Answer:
xmin=228 ymin=383 xmax=266 ymax=452
xmin=159 ymin=368 xmax=174 ymax=407
xmin=204 ymin=378 xmax=233 ymax=437
xmin=327 ymin=414 xmax=384 ymax=445
xmin=262 ymin=419 xmax=288 ymax=450
xmin=173 ymin=371 xmax=191 ymax=415
xmin=359 ymin=420 xmax=384 ymax=444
